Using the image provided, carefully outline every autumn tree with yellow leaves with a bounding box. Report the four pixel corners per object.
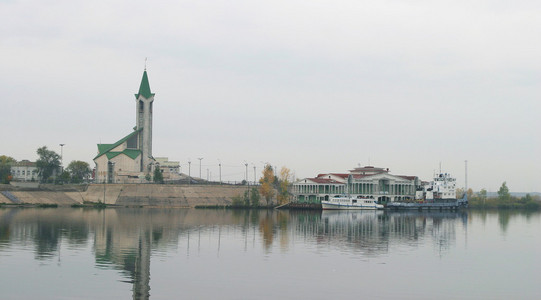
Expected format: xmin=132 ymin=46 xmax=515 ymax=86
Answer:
xmin=277 ymin=167 xmax=291 ymax=205
xmin=259 ymin=164 xmax=275 ymax=206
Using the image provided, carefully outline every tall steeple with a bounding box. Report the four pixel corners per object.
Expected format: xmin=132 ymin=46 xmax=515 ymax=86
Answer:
xmin=135 ymin=70 xmax=154 ymax=100
xmin=135 ymin=69 xmax=155 ymax=173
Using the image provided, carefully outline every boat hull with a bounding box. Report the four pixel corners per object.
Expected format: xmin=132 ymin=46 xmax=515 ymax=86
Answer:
xmin=321 ymin=202 xmax=382 ymax=210
xmin=386 ymin=195 xmax=468 ymax=210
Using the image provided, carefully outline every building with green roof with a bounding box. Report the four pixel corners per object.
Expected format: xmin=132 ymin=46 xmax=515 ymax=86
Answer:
xmin=93 ymin=69 xmax=156 ymax=183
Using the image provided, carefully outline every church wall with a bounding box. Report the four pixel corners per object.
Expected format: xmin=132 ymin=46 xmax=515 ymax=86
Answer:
xmin=94 ymin=155 xmax=109 ymax=183
xmin=94 ymin=154 xmax=142 ymax=183
xmin=111 ymin=142 xmax=127 ymax=152
xmin=112 ymin=154 xmax=142 ymax=174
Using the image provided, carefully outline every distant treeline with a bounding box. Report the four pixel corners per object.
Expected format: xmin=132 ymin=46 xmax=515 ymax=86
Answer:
xmin=467 ymin=182 xmax=540 ymax=210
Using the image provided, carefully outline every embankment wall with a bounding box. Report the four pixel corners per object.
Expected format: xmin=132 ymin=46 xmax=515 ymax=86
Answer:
xmin=0 ymin=184 xmax=258 ymax=207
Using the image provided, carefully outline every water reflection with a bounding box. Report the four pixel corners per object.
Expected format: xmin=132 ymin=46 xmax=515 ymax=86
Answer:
xmin=0 ymin=208 xmax=536 ymax=299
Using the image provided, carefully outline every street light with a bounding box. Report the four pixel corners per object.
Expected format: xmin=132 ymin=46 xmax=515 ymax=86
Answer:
xmin=188 ymin=160 xmax=191 ymax=184
xmin=59 ymin=144 xmax=65 ymax=172
xmin=198 ymin=157 xmax=203 ymax=179
xmin=218 ymin=159 xmax=222 ymax=184
xmin=252 ymin=163 xmax=256 ymax=184
xmin=244 ymin=162 xmax=248 ymax=183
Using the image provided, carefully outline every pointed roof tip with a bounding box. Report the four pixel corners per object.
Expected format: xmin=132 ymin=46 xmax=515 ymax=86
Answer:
xmin=135 ymin=69 xmax=154 ymax=99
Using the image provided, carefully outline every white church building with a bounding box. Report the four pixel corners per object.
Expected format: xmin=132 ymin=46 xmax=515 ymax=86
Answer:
xmin=93 ymin=69 xmax=157 ymax=183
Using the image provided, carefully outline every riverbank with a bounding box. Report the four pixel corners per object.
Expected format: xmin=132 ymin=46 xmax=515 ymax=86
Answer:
xmin=0 ymin=184 xmax=260 ymax=207
xmin=468 ymin=197 xmax=541 ymax=210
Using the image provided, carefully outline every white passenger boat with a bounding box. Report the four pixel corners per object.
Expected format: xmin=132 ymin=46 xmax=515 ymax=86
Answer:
xmin=321 ymin=195 xmax=384 ymax=210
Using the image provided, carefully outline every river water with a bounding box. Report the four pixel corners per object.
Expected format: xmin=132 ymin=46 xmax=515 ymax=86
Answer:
xmin=0 ymin=208 xmax=539 ymax=300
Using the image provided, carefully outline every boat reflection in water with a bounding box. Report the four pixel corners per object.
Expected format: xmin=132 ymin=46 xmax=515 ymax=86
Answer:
xmin=291 ymin=210 xmax=468 ymax=256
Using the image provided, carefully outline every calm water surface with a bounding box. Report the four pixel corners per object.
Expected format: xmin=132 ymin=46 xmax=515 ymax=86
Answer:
xmin=0 ymin=208 xmax=539 ymax=300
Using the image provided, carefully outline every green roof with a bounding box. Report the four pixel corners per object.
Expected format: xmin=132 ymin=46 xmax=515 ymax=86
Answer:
xmin=94 ymin=129 xmax=142 ymax=160
xmin=105 ymin=149 xmax=141 ymax=160
xmin=134 ymin=70 xmax=154 ymax=99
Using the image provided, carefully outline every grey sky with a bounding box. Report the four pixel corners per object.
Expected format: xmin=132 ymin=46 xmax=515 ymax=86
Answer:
xmin=1 ymin=0 xmax=539 ymax=192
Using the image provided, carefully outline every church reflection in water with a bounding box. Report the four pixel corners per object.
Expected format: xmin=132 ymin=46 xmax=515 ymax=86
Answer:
xmin=0 ymin=208 xmax=471 ymax=299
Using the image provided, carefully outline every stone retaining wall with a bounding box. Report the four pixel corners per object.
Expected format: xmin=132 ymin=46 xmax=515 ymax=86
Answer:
xmin=1 ymin=184 xmax=260 ymax=207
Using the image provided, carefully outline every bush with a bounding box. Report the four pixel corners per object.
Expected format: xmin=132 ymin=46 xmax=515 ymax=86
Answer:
xmin=231 ymin=195 xmax=244 ymax=206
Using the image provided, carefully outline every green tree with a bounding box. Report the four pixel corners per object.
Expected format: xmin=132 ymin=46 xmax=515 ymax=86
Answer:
xmin=479 ymin=188 xmax=487 ymax=205
xmin=0 ymin=155 xmax=16 ymax=184
xmin=259 ymin=165 xmax=275 ymax=206
xmin=497 ymin=182 xmax=511 ymax=201
xmin=66 ymin=160 xmax=91 ymax=183
xmin=231 ymin=194 xmax=244 ymax=206
xmin=36 ymin=146 xmax=61 ymax=182
xmin=0 ymin=155 xmax=17 ymax=183
xmin=250 ymin=187 xmax=260 ymax=207
xmin=479 ymin=188 xmax=487 ymax=199
xmin=153 ymin=167 xmax=164 ymax=183
xmin=58 ymin=170 xmax=71 ymax=184
xmin=243 ymin=189 xmax=251 ymax=206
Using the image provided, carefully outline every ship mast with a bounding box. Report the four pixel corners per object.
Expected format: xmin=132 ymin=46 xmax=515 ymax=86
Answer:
xmin=465 ymin=160 xmax=468 ymax=193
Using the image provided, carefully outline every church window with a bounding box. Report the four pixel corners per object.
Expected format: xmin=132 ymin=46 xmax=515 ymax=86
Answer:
xmin=127 ymin=134 xmax=137 ymax=149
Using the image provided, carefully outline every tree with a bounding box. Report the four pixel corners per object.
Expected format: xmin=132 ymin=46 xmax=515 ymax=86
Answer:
xmin=497 ymin=182 xmax=511 ymax=201
xmin=231 ymin=194 xmax=244 ymax=206
xmin=36 ymin=146 xmax=61 ymax=182
xmin=259 ymin=165 xmax=275 ymax=206
xmin=66 ymin=160 xmax=91 ymax=183
xmin=479 ymin=189 xmax=487 ymax=199
xmin=250 ymin=187 xmax=260 ymax=207
xmin=0 ymin=155 xmax=16 ymax=184
xmin=153 ymin=167 xmax=164 ymax=184
xmin=479 ymin=188 xmax=487 ymax=205
xmin=277 ymin=167 xmax=291 ymax=205
xmin=58 ymin=170 xmax=71 ymax=184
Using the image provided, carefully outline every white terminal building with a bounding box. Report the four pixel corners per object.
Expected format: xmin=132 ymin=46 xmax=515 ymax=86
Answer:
xmin=291 ymin=166 xmax=422 ymax=204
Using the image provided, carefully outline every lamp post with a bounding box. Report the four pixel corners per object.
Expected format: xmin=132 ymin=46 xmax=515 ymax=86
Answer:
xmin=59 ymin=144 xmax=65 ymax=173
xmin=198 ymin=157 xmax=203 ymax=179
xmin=188 ymin=160 xmax=191 ymax=184
xmin=252 ymin=163 xmax=256 ymax=184
xmin=244 ymin=162 xmax=248 ymax=183
xmin=218 ymin=159 xmax=222 ymax=184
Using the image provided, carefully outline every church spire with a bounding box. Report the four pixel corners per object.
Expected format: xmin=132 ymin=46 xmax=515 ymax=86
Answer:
xmin=135 ymin=70 xmax=154 ymax=99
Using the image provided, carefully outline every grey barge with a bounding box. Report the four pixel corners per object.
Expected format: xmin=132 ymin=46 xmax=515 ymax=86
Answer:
xmin=386 ymin=195 xmax=468 ymax=210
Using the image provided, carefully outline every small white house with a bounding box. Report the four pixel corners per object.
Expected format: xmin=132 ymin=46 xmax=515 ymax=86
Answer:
xmin=11 ymin=160 xmax=39 ymax=181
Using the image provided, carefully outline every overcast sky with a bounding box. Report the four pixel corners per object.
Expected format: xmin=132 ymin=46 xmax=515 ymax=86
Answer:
xmin=1 ymin=0 xmax=540 ymax=192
